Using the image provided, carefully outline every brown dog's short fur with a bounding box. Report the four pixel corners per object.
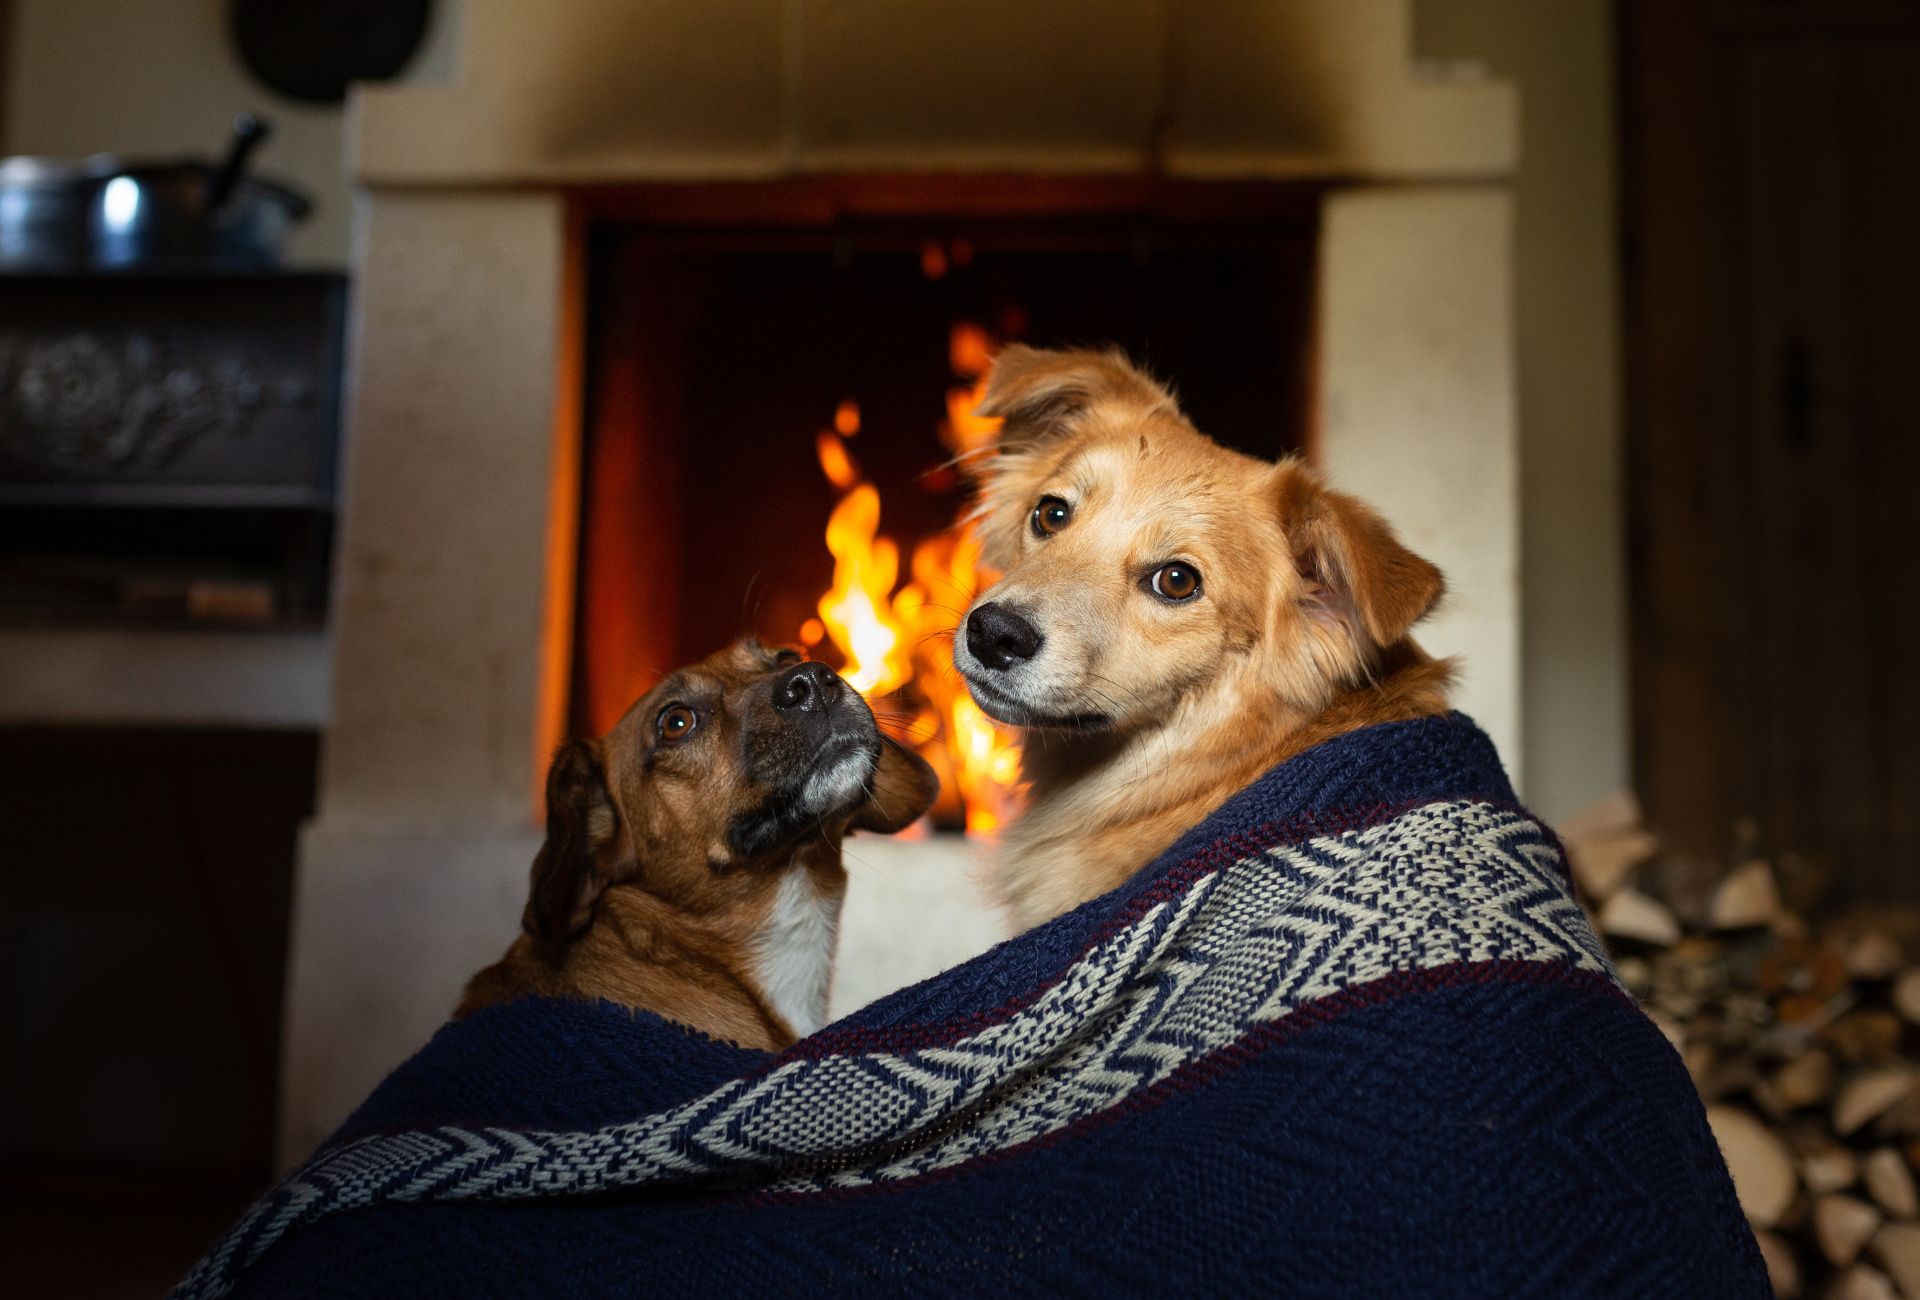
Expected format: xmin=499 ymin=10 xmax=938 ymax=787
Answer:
xmin=459 ymin=640 xmax=938 ymax=1049
xmin=954 ymin=346 xmax=1452 ymax=928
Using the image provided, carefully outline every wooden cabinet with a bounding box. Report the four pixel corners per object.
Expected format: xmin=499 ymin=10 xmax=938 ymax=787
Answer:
xmin=1622 ymin=0 xmax=1920 ymax=898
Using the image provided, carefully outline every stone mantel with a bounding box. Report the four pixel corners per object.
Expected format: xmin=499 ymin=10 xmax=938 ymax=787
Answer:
xmin=348 ymin=0 xmax=1513 ymax=187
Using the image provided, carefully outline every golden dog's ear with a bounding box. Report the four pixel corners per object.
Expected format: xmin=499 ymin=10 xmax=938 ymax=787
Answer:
xmin=523 ymin=739 xmax=629 ymax=945
xmin=848 ymin=735 xmax=940 ymax=835
xmin=974 ymin=345 xmax=1180 ymax=451
xmin=1275 ymin=460 xmax=1444 ymax=652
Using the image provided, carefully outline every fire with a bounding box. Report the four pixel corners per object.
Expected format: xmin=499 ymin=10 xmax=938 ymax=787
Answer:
xmin=814 ymin=483 xmax=909 ymax=696
xmin=804 ymin=323 xmax=1023 ymax=835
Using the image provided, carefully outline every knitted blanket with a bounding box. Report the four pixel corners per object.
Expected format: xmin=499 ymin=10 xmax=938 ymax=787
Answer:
xmin=179 ymin=714 xmax=1767 ymax=1299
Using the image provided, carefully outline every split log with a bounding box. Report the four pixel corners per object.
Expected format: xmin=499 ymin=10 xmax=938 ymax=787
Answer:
xmin=1616 ymin=954 xmax=1652 ymax=997
xmin=1774 ymin=1050 xmax=1837 ymax=1110
xmin=1872 ymin=1089 xmax=1920 ymax=1141
xmin=1558 ymin=789 xmax=1643 ymax=842
xmin=1830 ymin=1263 xmax=1899 ymax=1300
xmin=1802 ymin=1143 xmax=1862 ymax=1195
xmin=1848 ymin=931 xmax=1906 ymax=981
xmin=1894 ymin=968 xmax=1920 ymax=1024
xmin=1599 ymin=889 xmax=1682 ymax=947
xmin=1709 ymin=860 xmax=1781 ymax=930
xmin=1753 ymin=1228 xmax=1802 ymax=1298
xmin=1558 ymin=792 xmax=1650 ymax=902
xmin=1836 ymin=1070 xmax=1917 ymax=1137
xmin=1816 ymin=1195 xmax=1886 ymax=1269
xmin=1707 ymin=1105 xmax=1798 ymax=1228
xmin=1863 ymin=1147 xmax=1919 ymax=1219
xmin=1567 ymin=830 xmax=1659 ymax=904
xmin=1870 ymin=1223 xmax=1920 ymax=1300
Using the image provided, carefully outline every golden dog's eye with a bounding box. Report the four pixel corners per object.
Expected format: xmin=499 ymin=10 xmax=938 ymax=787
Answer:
xmin=1031 ymin=495 xmax=1072 ymax=537
xmin=1149 ymin=563 xmax=1202 ymax=602
xmin=658 ymin=705 xmax=699 ymax=742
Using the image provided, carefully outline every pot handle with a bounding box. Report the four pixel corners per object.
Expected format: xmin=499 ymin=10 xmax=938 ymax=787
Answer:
xmin=206 ymin=112 xmax=270 ymax=212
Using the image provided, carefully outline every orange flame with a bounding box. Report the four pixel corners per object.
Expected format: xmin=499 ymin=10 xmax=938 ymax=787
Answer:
xmin=816 ymin=484 xmax=911 ymax=696
xmin=804 ymin=325 xmax=1023 ymax=835
xmin=815 ymin=430 xmax=861 ymax=491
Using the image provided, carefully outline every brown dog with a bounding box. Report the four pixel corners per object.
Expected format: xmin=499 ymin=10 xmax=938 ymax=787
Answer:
xmin=955 ymin=346 xmax=1452 ymax=928
xmin=459 ymin=639 xmax=939 ymax=1049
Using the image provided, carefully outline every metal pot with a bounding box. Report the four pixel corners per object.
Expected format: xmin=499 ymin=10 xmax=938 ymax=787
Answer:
xmin=0 ymin=156 xmax=100 ymax=269
xmin=88 ymin=114 xmax=311 ymax=268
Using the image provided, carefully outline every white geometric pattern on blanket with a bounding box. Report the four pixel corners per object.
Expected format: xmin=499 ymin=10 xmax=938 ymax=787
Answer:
xmin=176 ymin=800 xmax=1617 ymax=1299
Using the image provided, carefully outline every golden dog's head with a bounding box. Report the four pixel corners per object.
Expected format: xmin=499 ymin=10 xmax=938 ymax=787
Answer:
xmin=525 ymin=639 xmax=938 ymax=946
xmin=953 ymin=345 xmax=1445 ymax=736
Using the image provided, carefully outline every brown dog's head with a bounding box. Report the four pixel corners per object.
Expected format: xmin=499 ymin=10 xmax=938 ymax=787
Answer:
xmin=525 ymin=639 xmax=938 ymax=946
xmin=953 ymin=345 xmax=1445 ymax=735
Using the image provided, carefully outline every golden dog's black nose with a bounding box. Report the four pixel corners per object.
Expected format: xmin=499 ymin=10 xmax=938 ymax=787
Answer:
xmin=773 ymin=661 xmax=843 ymax=713
xmin=967 ymin=602 xmax=1044 ymax=671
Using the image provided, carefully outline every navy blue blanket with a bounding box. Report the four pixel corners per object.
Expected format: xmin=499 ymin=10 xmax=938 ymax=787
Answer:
xmin=180 ymin=714 xmax=1766 ymax=1298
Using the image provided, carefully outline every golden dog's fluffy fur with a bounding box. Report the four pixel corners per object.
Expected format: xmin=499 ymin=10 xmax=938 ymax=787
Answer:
xmin=955 ymin=346 xmax=1453 ymax=928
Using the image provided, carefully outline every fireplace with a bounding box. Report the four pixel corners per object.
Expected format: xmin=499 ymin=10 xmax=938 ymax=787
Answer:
xmin=278 ymin=1 xmax=1521 ymax=1165
xmin=572 ymin=178 xmax=1319 ymax=829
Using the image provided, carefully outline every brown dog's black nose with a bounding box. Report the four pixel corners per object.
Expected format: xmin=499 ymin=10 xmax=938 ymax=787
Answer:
xmin=773 ymin=661 xmax=844 ymax=713
xmin=966 ymin=602 xmax=1043 ymax=671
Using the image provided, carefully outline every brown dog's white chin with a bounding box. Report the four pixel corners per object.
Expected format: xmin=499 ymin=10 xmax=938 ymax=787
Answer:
xmin=798 ymin=743 xmax=878 ymax=818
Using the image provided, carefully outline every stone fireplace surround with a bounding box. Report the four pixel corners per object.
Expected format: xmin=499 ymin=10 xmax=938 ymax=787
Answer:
xmin=279 ymin=0 xmax=1518 ymax=1163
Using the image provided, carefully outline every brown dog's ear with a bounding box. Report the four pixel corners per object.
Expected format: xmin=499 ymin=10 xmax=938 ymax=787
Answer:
xmin=1275 ymin=460 xmax=1444 ymax=653
xmin=848 ymin=735 xmax=941 ymax=835
xmin=973 ymin=345 xmax=1181 ymax=452
xmin=523 ymin=739 xmax=627 ymax=946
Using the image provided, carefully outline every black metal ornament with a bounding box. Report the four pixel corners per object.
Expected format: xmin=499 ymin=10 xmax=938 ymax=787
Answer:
xmin=230 ymin=0 xmax=434 ymax=105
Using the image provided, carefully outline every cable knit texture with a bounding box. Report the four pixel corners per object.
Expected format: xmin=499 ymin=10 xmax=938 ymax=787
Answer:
xmin=178 ymin=713 xmax=1767 ymax=1299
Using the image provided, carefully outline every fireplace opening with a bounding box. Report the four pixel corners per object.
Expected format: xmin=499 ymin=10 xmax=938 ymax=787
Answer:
xmin=573 ymin=180 xmax=1320 ymax=831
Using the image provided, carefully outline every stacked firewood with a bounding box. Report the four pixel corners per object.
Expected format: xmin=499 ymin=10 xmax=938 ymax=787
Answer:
xmin=1564 ymin=793 xmax=1920 ymax=1300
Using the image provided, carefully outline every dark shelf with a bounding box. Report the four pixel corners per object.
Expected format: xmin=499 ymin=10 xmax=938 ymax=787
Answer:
xmin=0 ymin=263 xmax=346 ymax=282
xmin=0 ymin=483 xmax=335 ymax=509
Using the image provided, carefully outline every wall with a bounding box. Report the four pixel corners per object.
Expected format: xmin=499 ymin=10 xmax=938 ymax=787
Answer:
xmin=1 ymin=0 xmax=458 ymax=266
xmin=1415 ymin=0 xmax=1630 ymax=822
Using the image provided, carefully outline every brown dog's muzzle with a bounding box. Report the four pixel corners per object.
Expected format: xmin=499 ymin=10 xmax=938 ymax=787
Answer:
xmin=729 ymin=660 xmax=881 ymax=860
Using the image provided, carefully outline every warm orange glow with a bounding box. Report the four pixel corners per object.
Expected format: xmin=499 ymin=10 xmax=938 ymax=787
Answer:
xmin=919 ymin=242 xmax=949 ymax=280
xmin=805 ymin=370 xmax=1023 ymax=835
xmin=950 ymin=321 xmax=994 ymax=378
xmin=834 ymin=399 xmax=861 ymax=436
xmin=815 ymin=430 xmax=861 ymax=491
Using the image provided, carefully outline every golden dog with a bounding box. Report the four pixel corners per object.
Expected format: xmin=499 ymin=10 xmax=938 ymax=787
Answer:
xmin=460 ymin=639 xmax=938 ymax=1049
xmin=954 ymin=346 xmax=1451 ymax=927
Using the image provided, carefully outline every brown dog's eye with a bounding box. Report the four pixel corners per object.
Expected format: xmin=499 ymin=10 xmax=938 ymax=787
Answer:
xmin=1148 ymin=563 xmax=1202 ymax=602
xmin=657 ymin=705 xmax=699 ymax=742
xmin=1031 ymin=495 xmax=1072 ymax=537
